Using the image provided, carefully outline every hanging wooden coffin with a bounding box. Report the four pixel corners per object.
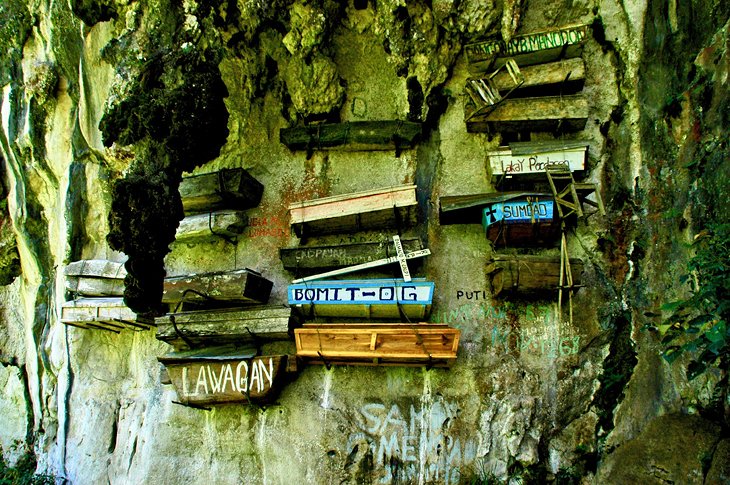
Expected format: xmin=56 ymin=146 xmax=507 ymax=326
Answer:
xmin=279 ymin=237 xmax=423 ymax=271
xmin=488 ymin=141 xmax=589 ymax=182
xmin=288 ymin=185 xmax=418 ymax=238
xmin=162 ymin=268 xmax=272 ymax=305
xmin=486 ymin=254 xmax=584 ymax=296
xmin=280 ymin=121 xmax=422 ymax=152
xmin=466 ymin=95 xmax=589 ymax=134
xmin=179 ymin=168 xmax=264 ymax=215
xmin=482 ymin=193 xmax=560 ymax=246
xmin=175 ymin=210 xmax=248 ymax=241
xmin=155 ymin=305 xmax=298 ymax=350
xmin=64 ymin=260 xmax=127 ymax=297
xmin=465 ymin=24 xmax=589 ymax=74
xmin=288 ymin=278 xmax=433 ymax=319
xmin=295 ymin=323 xmax=459 ymax=367
xmin=61 ymin=297 xmax=154 ymax=333
xmin=158 ymin=348 xmax=291 ymax=405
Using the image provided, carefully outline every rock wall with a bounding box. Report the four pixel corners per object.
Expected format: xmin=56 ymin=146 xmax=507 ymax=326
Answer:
xmin=0 ymin=0 xmax=728 ymax=483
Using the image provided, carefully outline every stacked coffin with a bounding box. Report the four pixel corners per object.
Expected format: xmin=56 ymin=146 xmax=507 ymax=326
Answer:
xmin=62 ymin=259 xmax=153 ymax=332
xmin=157 ymin=168 xmax=300 ymax=406
xmin=464 ymin=24 xmax=590 ymax=135
xmin=175 ymin=168 xmax=263 ymax=242
xmin=283 ymin=185 xmax=460 ymax=367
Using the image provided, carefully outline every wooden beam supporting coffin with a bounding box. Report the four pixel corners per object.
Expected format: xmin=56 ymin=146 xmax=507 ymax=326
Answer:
xmin=288 ymin=185 xmax=418 ymax=237
xmin=61 ymin=297 xmax=154 ymax=332
xmin=465 ymin=24 xmax=589 ymax=74
xmin=466 ymin=95 xmax=589 ymax=134
xmin=280 ymin=238 xmax=423 ymax=271
xmin=280 ymin=121 xmax=422 ymax=152
xmin=175 ymin=210 xmax=248 ymax=241
xmin=288 ymin=278 xmax=434 ymax=319
xmin=158 ymin=349 xmax=291 ymax=405
xmin=64 ymin=260 xmax=127 ymax=297
xmin=179 ymin=168 xmax=264 ymax=215
xmin=155 ymin=305 xmax=299 ymax=350
xmin=163 ymin=269 xmax=272 ymax=305
xmin=486 ymin=254 xmax=584 ymax=296
xmin=295 ymin=323 xmax=459 ymax=367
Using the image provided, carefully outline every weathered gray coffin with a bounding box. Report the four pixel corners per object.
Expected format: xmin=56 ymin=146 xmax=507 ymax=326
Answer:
xmin=175 ymin=210 xmax=249 ymax=241
xmin=61 ymin=297 xmax=153 ymax=333
xmin=486 ymin=254 xmax=585 ymax=296
xmin=64 ymin=260 xmax=127 ymax=297
xmin=162 ymin=269 xmax=273 ymax=305
xmin=179 ymin=168 xmax=263 ymax=215
xmin=279 ymin=237 xmax=423 ymax=271
xmin=279 ymin=121 xmax=422 ymax=152
xmin=155 ymin=305 xmax=299 ymax=350
xmin=466 ymin=95 xmax=589 ymax=134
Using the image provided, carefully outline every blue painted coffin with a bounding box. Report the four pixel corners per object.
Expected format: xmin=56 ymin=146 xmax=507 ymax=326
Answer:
xmin=481 ymin=195 xmax=560 ymax=246
xmin=288 ymin=278 xmax=434 ymax=319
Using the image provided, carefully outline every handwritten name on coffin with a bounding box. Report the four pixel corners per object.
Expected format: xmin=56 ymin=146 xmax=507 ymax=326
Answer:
xmin=165 ymin=356 xmax=283 ymax=404
xmin=482 ymin=200 xmax=554 ymax=227
xmin=287 ymin=279 xmax=434 ymax=305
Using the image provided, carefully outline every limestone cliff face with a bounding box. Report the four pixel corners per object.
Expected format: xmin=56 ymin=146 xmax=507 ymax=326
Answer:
xmin=0 ymin=0 xmax=728 ymax=483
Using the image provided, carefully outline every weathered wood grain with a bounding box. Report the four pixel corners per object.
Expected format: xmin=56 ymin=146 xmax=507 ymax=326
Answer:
xmin=159 ymin=352 xmax=289 ymax=405
xmin=489 ymin=57 xmax=585 ymax=91
xmin=295 ymin=323 xmax=459 ymax=367
xmin=155 ymin=305 xmax=298 ymax=350
xmin=280 ymin=121 xmax=422 ymax=152
xmin=162 ymin=269 xmax=273 ymax=305
xmin=280 ymin=237 xmax=423 ymax=271
xmin=466 ymin=95 xmax=589 ymax=134
xmin=288 ymin=185 xmax=418 ymax=237
xmin=174 ymin=210 xmax=249 ymax=241
xmin=179 ymin=168 xmax=263 ymax=214
xmin=486 ymin=254 xmax=584 ymax=296
xmin=64 ymin=260 xmax=127 ymax=297
xmin=488 ymin=141 xmax=588 ymax=182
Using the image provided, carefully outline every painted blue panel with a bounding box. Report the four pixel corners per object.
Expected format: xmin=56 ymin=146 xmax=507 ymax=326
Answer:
xmin=482 ymin=199 xmax=554 ymax=228
xmin=288 ymin=278 xmax=434 ymax=305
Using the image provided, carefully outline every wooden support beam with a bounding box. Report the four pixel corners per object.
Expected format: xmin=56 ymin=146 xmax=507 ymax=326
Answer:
xmin=280 ymin=121 xmax=422 ymax=152
xmin=179 ymin=168 xmax=264 ymax=215
xmin=61 ymin=297 xmax=152 ymax=331
xmin=175 ymin=210 xmax=248 ymax=241
xmin=162 ymin=268 xmax=272 ymax=305
xmin=466 ymin=95 xmax=589 ymax=134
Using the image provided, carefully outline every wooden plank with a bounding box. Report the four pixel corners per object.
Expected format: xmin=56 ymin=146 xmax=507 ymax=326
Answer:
xmin=288 ymin=185 xmax=418 ymax=237
xmin=279 ymin=237 xmax=423 ymax=270
xmin=155 ymin=305 xmax=298 ymax=350
xmin=294 ymin=324 xmax=459 ymax=365
xmin=466 ymin=95 xmax=588 ymax=134
xmin=288 ymin=278 xmax=434 ymax=319
xmin=162 ymin=269 xmax=272 ymax=305
xmin=175 ymin=210 xmax=249 ymax=241
xmin=487 ymin=254 xmax=584 ymax=296
xmin=179 ymin=168 xmax=264 ymax=215
xmin=488 ymin=142 xmax=588 ymax=181
xmin=64 ymin=260 xmax=127 ymax=278
xmin=489 ymin=57 xmax=585 ymax=91
xmin=159 ymin=354 xmax=289 ymax=405
xmin=280 ymin=121 xmax=422 ymax=152
xmin=465 ymin=24 xmax=589 ymax=74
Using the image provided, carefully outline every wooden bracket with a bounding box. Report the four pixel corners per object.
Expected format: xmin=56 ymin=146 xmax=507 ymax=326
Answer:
xmin=172 ymin=400 xmax=212 ymax=412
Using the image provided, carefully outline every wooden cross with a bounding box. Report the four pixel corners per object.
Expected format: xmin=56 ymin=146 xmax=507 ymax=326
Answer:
xmin=392 ymin=235 xmax=411 ymax=282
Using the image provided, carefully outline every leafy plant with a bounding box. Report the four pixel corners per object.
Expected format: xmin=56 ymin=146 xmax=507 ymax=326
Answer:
xmin=0 ymin=451 xmax=55 ymax=485
xmin=659 ymin=224 xmax=730 ymax=379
